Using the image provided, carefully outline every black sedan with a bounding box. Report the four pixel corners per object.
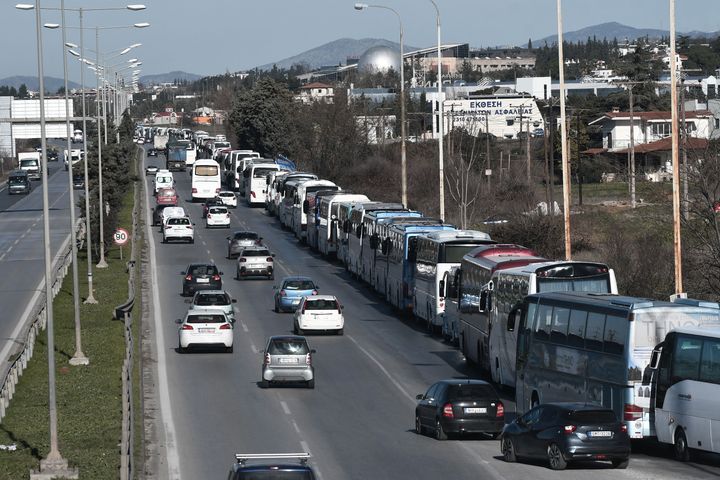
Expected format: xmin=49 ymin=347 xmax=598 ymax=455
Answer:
xmin=152 ymin=204 xmax=171 ymax=226
xmin=72 ymin=173 xmax=84 ymax=189
xmin=501 ymin=403 xmax=630 ymax=470
xmin=181 ymin=263 xmax=223 ymax=297
xmin=202 ymin=197 xmax=224 ymax=218
xmin=415 ymin=379 xmax=504 ymax=440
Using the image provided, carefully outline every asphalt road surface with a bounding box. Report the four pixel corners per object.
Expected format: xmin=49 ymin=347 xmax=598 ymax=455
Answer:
xmin=142 ymin=150 xmax=720 ymax=480
xmin=0 ymin=148 xmax=75 ymax=372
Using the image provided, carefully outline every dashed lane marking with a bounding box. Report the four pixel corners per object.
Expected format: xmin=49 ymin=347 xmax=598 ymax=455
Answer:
xmin=241 ymin=323 xmax=249 ymax=333
xmin=291 ymin=420 xmax=300 ymax=433
xmin=250 ymin=343 xmax=258 ymax=354
xmin=280 ymin=401 xmax=291 ymax=415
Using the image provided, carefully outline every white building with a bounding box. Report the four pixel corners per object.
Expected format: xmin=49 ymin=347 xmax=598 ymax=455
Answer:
xmin=355 ymin=114 xmax=396 ymax=144
xmin=589 ymin=109 xmax=714 ymax=151
xmin=515 ymin=77 xmax=551 ymax=101
xmin=296 ymin=82 xmax=334 ymax=104
xmin=0 ymin=97 xmax=74 ymax=157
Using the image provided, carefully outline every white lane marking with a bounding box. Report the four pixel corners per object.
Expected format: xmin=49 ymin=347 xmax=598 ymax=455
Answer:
xmin=291 ymin=420 xmax=300 ymax=433
xmin=201 ymin=240 xmax=207 ymax=246
xmin=346 ymin=335 xmax=416 ymax=404
xmin=13 ymin=238 xmax=20 ymax=246
xmin=0 ymin=252 xmax=5 ymax=261
xmin=241 ymin=322 xmax=249 ymax=333
xmin=457 ymin=443 xmax=506 ymax=480
xmin=145 ymin=174 xmax=182 ymax=480
xmin=300 ymin=440 xmax=311 ymax=455
xmin=250 ymin=343 xmax=258 ymax=354
xmin=280 ymin=401 xmax=291 ymax=415
xmin=210 ymin=258 xmax=215 ymax=265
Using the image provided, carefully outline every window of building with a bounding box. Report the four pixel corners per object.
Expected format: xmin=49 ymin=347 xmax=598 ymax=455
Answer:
xmin=651 ymin=122 xmax=671 ymax=137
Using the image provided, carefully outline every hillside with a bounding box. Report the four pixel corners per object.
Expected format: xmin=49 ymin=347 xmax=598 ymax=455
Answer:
xmin=530 ymin=21 xmax=719 ymax=46
xmin=139 ymin=71 xmax=202 ymax=86
xmin=0 ymin=75 xmax=80 ymax=93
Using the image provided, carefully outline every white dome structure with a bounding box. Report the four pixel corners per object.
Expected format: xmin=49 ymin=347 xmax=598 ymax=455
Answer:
xmin=358 ymin=45 xmax=401 ymax=74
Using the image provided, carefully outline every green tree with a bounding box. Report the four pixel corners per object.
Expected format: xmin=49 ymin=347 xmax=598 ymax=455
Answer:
xmin=18 ymin=84 xmax=29 ymax=99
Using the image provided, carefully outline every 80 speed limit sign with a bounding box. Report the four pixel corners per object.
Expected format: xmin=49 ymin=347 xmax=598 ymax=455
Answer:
xmin=114 ymin=227 xmax=130 ymax=246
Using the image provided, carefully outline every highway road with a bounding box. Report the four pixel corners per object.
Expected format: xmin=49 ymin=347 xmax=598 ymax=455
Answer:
xmin=142 ymin=151 xmax=720 ymax=480
xmin=0 ymin=150 xmax=75 ymax=373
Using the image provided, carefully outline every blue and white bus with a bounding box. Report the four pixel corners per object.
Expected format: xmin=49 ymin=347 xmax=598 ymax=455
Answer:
xmin=514 ymin=292 xmax=720 ymax=439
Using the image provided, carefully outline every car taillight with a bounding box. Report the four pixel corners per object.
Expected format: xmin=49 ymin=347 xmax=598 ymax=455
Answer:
xmin=226 ymin=213 xmax=230 ymax=218
xmin=563 ymin=425 xmax=577 ymax=434
xmin=279 ymin=290 xmax=286 ymax=297
xmin=215 ymin=188 xmax=221 ymax=193
xmin=442 ymin=403 xmax=454 ymax=419
xmin=264 ymin=353 xmax=271 ymax=365
xmin=266 ymin=257 xmax=273 ymax=262
xmin=620 ymin=424 xmax=628 ymax=433
xmin=496 ymin=402 xmax=504 ymax=417
xmin=165 ymin=225 xmax=171 ymax=229
xmin=251 ymin=191 xmax=256 ymax=198
xmin=207 ymin=214 xmax=212 ymax=219
xmin=219 ymin=323 xmax=231 ymax=330
xmin=212 ymin=274 xmax=221 ymax=281
xmin=311 ymin=290 xmax=318 ymax=295
xmin=187 ymin=225 xmax=193 ymax=229
xmin=623 ymin=404 xmax=643 ymax=421
xmin=185 ymin=275 xmax=192 ymax=281
xmin=192 ymin=187 xmax=197 ymax=193
xmin=239 ymin=258 xmax=246 ymax=262
xmin=305 ymin=353 xmax=312 ymax=365
xmin=181 ymin=324 xmax=193 ymax=330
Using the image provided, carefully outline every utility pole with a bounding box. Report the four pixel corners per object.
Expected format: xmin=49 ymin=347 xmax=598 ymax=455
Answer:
xmin=669 ymin=0 xmax=684 ymax=295
xmin=544 ymin=116 xmax=551 ymax=208
xmin=576 ymin=111 xmax=583 ymax=206
xmin=557 ymin=0 xmax=572 ymax=260
xmin=629 ymin=84 xmax=636 ymax=208
xmin=680 ymin=78 xmax=689 ymax=220
xmin=485 ymin=114 xmax=491 ymax=189
xmin=526 ymin=119 xmax=531 ymax=182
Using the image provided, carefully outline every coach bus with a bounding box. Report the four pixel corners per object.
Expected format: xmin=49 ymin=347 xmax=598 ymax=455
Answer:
xmin=316 ymin=193 xmax=370 ymax=257
xmin=191 ymin=159 xmax=221 ymax=201
xmin=345 ymin=202 xmax=405 ymax=278
xmin=514 ymin=292 xmax=720 ymax=440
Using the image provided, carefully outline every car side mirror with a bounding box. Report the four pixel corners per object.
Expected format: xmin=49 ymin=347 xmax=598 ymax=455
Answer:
xmin=175 ymin=319 xmax=182 ymax=324
xmin=439 ymin=279 xmax=446 ymax=296
xmin=232 ymin=299 xmax=237 ymax=303
xmin=179 ymin=271 xmax=185 ymax=275
xmin=272 ymin=286 xmax=277 ymax=290
xmin=219 ymin=272 xmax=224 ymax=275
xmin=271 ymin=253 xmax=276 ymax=257
xmin=184 ymin=299 xmax=191 ymax=304
xmin=416 ymin=394 xmax=424 ymax=400
xmin=340 ymin=305 xmax=345 ymax=310
xmin=310 ymin=349 xmax=317 ymax=353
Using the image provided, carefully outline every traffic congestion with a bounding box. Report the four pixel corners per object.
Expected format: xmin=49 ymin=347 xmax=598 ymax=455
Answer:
xmin=138 ymin=125 xmax=720 ymax=479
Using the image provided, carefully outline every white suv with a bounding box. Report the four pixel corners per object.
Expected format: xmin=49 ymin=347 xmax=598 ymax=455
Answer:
xmin=293 ymin=295 xmax=344 ymax=335
xmin=163 ymin=216 xmax=194 ymax=244
xmin=206 ymin=205 xmax=231 ymax=228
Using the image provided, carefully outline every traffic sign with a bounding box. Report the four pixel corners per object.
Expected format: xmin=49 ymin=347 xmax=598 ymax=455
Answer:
xmin=114 ymin=227 xmax=130 ymax=246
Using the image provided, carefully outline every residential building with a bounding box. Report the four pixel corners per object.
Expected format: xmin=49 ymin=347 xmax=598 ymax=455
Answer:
xmin=296 ymin=82 xmax=334 ymax=104
xmin=356 ymin=114 xmax=396 ymax=144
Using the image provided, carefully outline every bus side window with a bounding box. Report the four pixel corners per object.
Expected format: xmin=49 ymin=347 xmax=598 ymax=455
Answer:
xmin=550 ymin=307 xmax=570 ymax=344
xmin=603 ymin=314 xmax=627 ymax=355
xmin=672 ymin=336 xmax=702 ymax=384
xmin=534 ymin=304 xmax=552 ymax=341
xmin=567 ymin=310 xmax=587 ymax=348
xmin=700 ymin=338 xmax=720 ymax=384
xmin=585 ymin=312 xmax=606 ymax=351
xmin=517 ymin=302 xmax=535 ymax=360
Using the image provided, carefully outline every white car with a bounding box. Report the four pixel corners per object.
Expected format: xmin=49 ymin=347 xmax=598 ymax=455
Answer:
xmin=177 ymin=308 xmax=233 ymax=353
xmin=293 ymin=295 xmax=345 ymax=335
xmin=206 ymin=205 xmax=231 ymax=228
xmin=160 ymin=206 xmax=186 ymax=229
xmin=154 ymin=171 xmax=174 ymax=194
xmin=163 ymin=215 xmax=194 ymax=244
xmin=217 ymin=190 xmax=237 ymax=208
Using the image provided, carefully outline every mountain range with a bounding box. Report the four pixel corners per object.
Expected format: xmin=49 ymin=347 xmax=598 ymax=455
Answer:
xmin=138 ymin=71 xmax=202 ymax=85
xmin=530 ymin=21 xmax=720 ymax=47
xmin=255 ymin=37 xmax=419 ymax=71
xmin=0 ymin=76 xmax=80 ymax=93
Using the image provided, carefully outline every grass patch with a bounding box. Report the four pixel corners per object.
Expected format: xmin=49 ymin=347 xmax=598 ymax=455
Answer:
xmin=0 ymin=160 xmax=140 ymax=479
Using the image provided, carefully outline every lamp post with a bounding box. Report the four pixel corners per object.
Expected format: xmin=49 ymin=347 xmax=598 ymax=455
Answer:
xmin=16 ymin=2 xmax=78 ymax=477
xmin=355 ymin=3 xmax=407 ymax=207
xmin=669 ymin=0 xmax=683 ymax=295
xmin=556 ymin=0 xmax=572 ymax=260
xmin=429 ymin=0 xmax=444 ymax=221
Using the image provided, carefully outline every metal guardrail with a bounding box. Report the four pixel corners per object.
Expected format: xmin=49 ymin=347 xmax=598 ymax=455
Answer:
xmin=118 ymin=155 xmax=140 ymax=480
xmin=0 ymin=224 xmax=79 ymax=422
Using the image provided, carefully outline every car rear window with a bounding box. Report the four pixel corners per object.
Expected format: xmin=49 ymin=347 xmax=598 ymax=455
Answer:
xmin=20 ymin=159 xmax=38 ymax=167
xmin=567 ymin=410 xmax=618 ymax=424
xmin=195 ymin=293 xmax=230 ymax=306
xmin=236 ymin=471 xmax=313 ymax=480
xmin=186 ymin=314 xmax=226 ymax=324
xmin=168 ymin=218 xmax=190 ymax=225
xmin=243 ymin=250 xmax=270 ymax=257
xmin=9 ymin=176 xmax=26 ymax=184
xmin=159 ymin=189 xmax=175 ymax=196
xmin=446 ymin=384 xmax=497 ymax=400
xmin=304 ymin=299 xmax=338 ymax=311
xmin=234 ymin=232 xmax=259 ymax=240
xmin=209 ymin=207 xmax=227 ymax=214
xmin=284 ymin=280 xmax=315 ymax=290
xmin=189 ymin=265 xmax=218 ymax=275
xmin=268 ymin=339 xmax=309 ymax=355
xmin=219 ymin=192 xmax=234 ymax=197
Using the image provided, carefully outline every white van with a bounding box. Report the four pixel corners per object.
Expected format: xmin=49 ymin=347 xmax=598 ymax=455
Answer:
xmin=244 ymin=162 xmax=280 ymax=206
xmin=72 ymin=129 xmax=83 ymax=143
xmin=18 ymin=152 xmax=41 ymax=180
xmin=154 ymin=170 xmax=175 ymax=194
xmin=191 ymin=160 xmax=221 ymax=201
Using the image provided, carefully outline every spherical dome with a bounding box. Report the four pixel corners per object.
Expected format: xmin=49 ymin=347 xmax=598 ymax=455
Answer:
xmin=358 ymin=45 xmax=401 ymax=75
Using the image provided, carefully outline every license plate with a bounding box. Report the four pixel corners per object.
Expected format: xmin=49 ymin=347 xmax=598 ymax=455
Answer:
xmin=588 ymin=431 xmax=613 ymax=438
xmin=464 ymin=407 xmax=487 ymax=414
xmin=199 ymin=328 xmax=214 ymax=333
xmin=196 ymin=278 xmax=210 ymax=283
xmin=279 ymin=357 xmax=298 ymax=364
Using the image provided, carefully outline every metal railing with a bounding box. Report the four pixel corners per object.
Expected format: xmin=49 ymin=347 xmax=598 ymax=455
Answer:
xmin=117 ymin=159 xmax=139 ymax=480
xmin=0 ymin=224 xmax=80 ymax=422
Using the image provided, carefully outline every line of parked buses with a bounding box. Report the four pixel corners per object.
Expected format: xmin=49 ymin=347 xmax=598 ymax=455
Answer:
xmin=143 ymin=124 xmax=720 ymax=468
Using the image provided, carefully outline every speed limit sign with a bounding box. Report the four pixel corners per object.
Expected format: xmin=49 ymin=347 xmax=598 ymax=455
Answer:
xmin=114 ymin=227 xmax=130 ymax=246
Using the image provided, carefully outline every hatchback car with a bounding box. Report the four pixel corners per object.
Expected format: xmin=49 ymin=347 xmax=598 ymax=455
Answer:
xmin=273 ymin=276 xmax=318 ymax=313
xmin=7 ymin=170 xmax=31 ymax=195
xmin=236 ymin=246 xmax=274 ymax=280
xmin=415 ymin=379 xmax=504 ymax=440
xmin=186 ymin=290 xmax=236 ymax=321
xmin=294 ymin=295 xmax=343 ymax=335
xmin=226 ymin=231 xmax=263 ymax=258
xmin=202 ymin=197 xmax=224 ymax=218
xmin=72 ymin=173 xmax=85 ymax=189
xmin=156 ymin=187 xmax=178 ymax=206
xmin=500 ymin=403 xmax=630 ymax=470
xmin=163 ymin=216 xmax=194 ymax=244
xmin=218 ymin=190 xmax=237 ymax=208
xmin=145 ymin=164 xmax=158 ymax=176
xmin=228 ymin=453 xmax=315 ymax=480
xmin=205 ymin=205 xmax=231 ymax=228
xmin=261 ymin=335 xmax=315 ymax=389
xmin=159 ymin=206 xmax=186 ymax=230
xmin=181 ymin=263 xmax=223 ymax=296
xmin=177 ymin=309 xmax=233 ymax=353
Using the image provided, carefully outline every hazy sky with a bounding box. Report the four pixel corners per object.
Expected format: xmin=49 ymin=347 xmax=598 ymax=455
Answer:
xmin=1 ymin=0 xmax=717 ymax=83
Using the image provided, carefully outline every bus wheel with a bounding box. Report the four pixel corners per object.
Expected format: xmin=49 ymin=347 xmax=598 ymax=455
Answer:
xmin=674 ymin=429 xmax=691 ymax=462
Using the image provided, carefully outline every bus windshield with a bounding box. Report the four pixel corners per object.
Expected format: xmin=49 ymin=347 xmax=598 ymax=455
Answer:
xmin=537 ymin=275 xmax=610 ymax=293
xmin=253 ymin=167 xmax=277 ymax=178
xmin=442 ymin=244 xmax=488 ymax=263
xmin=633 ymin=310 xmax=720 ymax=348
xmin=195 ymin=165 xmax=218 ymax=176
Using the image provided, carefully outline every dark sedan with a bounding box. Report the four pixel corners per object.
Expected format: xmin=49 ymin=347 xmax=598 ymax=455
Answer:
xmin=152 ymin=204 xmax=171 ymax=226
xmin=72 ymin=173 xmax=84 ymax=189
xmin=181 ymin=263 xmax=223 ymax=297
xmin=415 ymin=379 xmax=504 ymax=440
xmin=202 ymin=197 xmax=224 ymax=218
xmin=501 ymin=403 xmax=630 ymax=470
xmin=226 ymin=231 xmax=263 ymax=258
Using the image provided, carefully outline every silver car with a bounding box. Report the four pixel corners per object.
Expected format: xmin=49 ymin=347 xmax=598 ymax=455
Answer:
xmin=261 ymin=335 xmax=315 ymax=389
xmin=185 ymin=290 xmax=236 ymax=322
xmin=226 ymin=230 xmax=263 ymax=258
xmin=236 ymin=246 xmax=274 ymax=280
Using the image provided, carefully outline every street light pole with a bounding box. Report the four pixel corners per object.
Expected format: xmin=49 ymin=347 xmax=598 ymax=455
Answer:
xmin=669 ymin=0 xmax=684 ymax=295
xmin=429 ymin=0 xmax=444 ymax=221
xmin=59 ymin=0 xmax=88 ymax=366
xmin=556 ymin=0 xmax=572 ymax=260
xmin=95 ymin=25 xmax=108 ymax=268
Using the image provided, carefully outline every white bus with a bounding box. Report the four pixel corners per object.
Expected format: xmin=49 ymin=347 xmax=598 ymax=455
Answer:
xmin=265 ymin=170 xmax=289 ymax=215
xmin=279 ymin=176 xmax=316 ymax=229
xmin=489 ymin=261 xmax=618 ymax=388
xmin=345 ymin=202 xmax=404 ymax=278
xmin=316 ymin=194 xmax=370 ymax=257
xmin=457 ymin=244 xmax=547 ymax=374
xmin=191 ymin=159 xmax=222 ymax=201
xmin=291 ymin=180 xmax=339 ymax=242
xmin=515 ymin=293 xmax=720 ymax=441
xmin=336 ymin=200 xmax=374 ymax=269
xmin=244 ymin=162 xmax=280 ymax=206
xmin=413 ymin=230 xmax=494 ymax=332
xmin=645 ymin=326 xmax=720 ymax=459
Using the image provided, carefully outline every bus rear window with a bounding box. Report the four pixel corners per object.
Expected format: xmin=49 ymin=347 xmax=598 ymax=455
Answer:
xmin=195 ymin=165 xmax=218 ymax=176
